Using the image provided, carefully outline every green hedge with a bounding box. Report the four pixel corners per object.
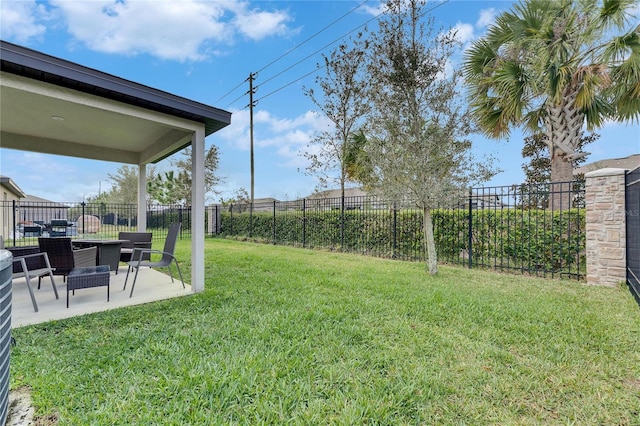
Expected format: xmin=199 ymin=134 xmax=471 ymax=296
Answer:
xmin=219 ymin=208 xmax=585 ymax=278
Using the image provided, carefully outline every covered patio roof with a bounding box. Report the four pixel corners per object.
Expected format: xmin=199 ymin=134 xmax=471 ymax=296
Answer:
xmin=0 ymin=39 xmax=232 ymax=293
xmin=0 ymin=40 xmax=230 ymax=164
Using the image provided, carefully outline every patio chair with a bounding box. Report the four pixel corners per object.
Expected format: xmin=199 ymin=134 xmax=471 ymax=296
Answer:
xmin=123 ymin=222 xmax=185 ymax=297
xmin=38 ymin=237 xmax=97 ymax=280
xmin=118 ymin=231 xmax=152 ymax=262
xmin=7 ymin=248 xmax=59 ymax=312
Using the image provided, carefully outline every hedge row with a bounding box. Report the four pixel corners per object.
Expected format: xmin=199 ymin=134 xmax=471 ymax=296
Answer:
xmin=219 ymin=208 xmax=585 ymax=277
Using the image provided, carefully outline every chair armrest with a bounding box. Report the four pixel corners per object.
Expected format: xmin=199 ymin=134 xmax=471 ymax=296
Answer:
xmin=73 ymin=246 xmax=97 ymax=268
xmin=129 ymin=248 xmax=166 ymax=262
xmin=12 ymin=252 xmax=49 ymax=273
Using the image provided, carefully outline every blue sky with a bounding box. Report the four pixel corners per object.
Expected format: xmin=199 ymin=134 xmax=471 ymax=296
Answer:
xmin=1 ymin=0 xmax=639 ymax=203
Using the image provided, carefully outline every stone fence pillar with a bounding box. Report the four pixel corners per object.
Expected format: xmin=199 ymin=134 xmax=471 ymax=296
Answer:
xmin=585 ymin=168 xmax=627 ymax=287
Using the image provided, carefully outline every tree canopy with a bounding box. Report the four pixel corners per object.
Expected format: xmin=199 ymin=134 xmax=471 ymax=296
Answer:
xmin=363 ymin=0 xmax=497 ymax=274
xmin=463 ymin=0 xmax=640 ymax=190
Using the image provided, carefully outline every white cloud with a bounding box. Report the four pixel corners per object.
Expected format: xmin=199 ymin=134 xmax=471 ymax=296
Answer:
xmin=451 ymin=22 xmax=474 ymax=45
xmin=476 ymin=8 xmax=497 ymax=29
xmin=229 ymin=2 xmax=292 ymax=40
xmin=28 ymin=0 xmax=295 ymax=62
xmin=216 ymin=107 xmax=329 ymax=170
xmin=0 ymin=1 xmax=48 ymax=42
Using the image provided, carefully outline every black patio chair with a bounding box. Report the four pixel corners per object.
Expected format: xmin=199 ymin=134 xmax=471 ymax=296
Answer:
xmin=6 ymin=247 xmax=59 ymax=312
xmin=38 ymin=237 xmax=96 ymax=280
xmin=123 ymin=222 xmax=185 ymax=297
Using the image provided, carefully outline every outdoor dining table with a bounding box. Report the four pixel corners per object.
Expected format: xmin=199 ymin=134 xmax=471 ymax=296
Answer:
xmin=72 ymin=239 xmax=129 ymax=274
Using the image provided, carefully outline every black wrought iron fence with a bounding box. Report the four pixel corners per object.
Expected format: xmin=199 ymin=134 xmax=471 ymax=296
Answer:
xmin=0 ymin=181 xmax=586 ymax=280
xmin=0 ymin=200 xmax=191 ymax=247
xmin=215 ymin=181 xmax=586 ymax=280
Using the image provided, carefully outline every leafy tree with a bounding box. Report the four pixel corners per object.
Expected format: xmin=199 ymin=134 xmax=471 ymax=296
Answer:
xmin=303 ymin=34 xmax=371 ymax=207
xmin=166 ymin=145 xmax=223 ymax=205
xmin=343 ymin=129 xmax=374 ymax=187
xmin=365 ymin=0 xmax=497 ymax=274
xmin=522 ymin=132 xmax=597 ymax=185
xmin=519 ymin=132 xmax=597 ymax=208
xmin=147 ymin=170 xmax=185 ymax=205
xmin=107 ymin=165 xmax=157 ymax=205
xmin=106 ymin=144 xmax=221 ymax=207
xmin=220 ymin=187 xmax=250 ymax=213
xmin=463 ymin=0 xmax=640 ymax=207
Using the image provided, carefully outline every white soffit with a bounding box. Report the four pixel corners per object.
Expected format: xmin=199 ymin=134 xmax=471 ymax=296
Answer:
xmin=0 ymin=72 xmax=198 ymax=164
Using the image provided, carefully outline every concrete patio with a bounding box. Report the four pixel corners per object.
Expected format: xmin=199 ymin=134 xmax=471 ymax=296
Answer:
xmin=11 ymin=265 xmax=191 ymax=328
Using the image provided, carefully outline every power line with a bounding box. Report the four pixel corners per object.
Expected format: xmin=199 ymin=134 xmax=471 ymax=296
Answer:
xmin=255 ymin=0 xmax=371 ymax=76
xmin=228 ymin=0 xmax=451 ymax=110
xmin=219 ymin=0 xmax=371 ymax=105
xmin=256 ymin=66 xmax=327 ymax=104
xmin=216 ymin=77 xmax=250 ymax=104
xmin=255 ymin=0 xmax=450 ymax=105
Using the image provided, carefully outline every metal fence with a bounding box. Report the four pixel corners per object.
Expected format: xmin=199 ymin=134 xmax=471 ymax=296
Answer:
xmin=215 ymin=181 xmax=586 ymax=280
xmin=626 ymin=167 xmax=640 ymax=304
xmin=1 ymin=181 xmax=586 ymax=280
xmin=0 ymin=200 xmax=191 ymax=247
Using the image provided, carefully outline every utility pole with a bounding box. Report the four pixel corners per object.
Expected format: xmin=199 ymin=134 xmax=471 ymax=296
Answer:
xmin=248 ymin=72 xmax=256 ymax=236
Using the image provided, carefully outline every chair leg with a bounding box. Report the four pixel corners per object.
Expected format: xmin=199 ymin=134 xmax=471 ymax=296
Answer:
xmin=47 ymin=272 xmax=59 ymax=300
xmin=167 ymin=264 xmax=175 ymax=283
xmin=173 ymin=258 xmax=185 ymax=289
xmin=24 ymin=275 xmax=38 ymax=313
xmin=129 ymin=265 xmax=142 ymax=298
xmin=123 ymin=265 xmax=132 ymax=290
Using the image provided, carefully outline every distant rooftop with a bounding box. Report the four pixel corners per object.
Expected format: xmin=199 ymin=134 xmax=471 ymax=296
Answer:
xmin=0 ymin=176 xmax=26 ymax=198
xmin=574 ymin=154 xmax=640 ymax=175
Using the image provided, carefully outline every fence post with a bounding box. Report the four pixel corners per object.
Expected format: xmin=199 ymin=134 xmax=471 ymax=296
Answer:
xmin=468 ymin=187 xmax=473 ymax=269
xmin=11 ymin=200 xmax=17 ymax=246
xmin=340 ymin=194 xmax=345 ymax=250
xmin=302 ymin=199 xmax=306 ymax=248
xmin=273 ymin=200 xmax=276 ymax=245
xmin=81 ymin=202 xmax=86 ymax=235
xmin=392 ymin=202 xmax=397 ymax=259
xmin=249 ymin=202 xmax=254 ymax=238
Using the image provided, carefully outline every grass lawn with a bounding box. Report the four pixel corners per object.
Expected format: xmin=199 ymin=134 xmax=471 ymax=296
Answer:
xmin=10 ymin=239 xmax=640 ymax=425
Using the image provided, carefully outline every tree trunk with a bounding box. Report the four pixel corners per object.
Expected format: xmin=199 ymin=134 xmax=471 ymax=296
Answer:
xmin=423 ymin=207 xmax=438 ymax=275
xmin=547 ymin=91 xmax=582 ymax=210
xmin=550 ymin=150 xmax=574 ymax=210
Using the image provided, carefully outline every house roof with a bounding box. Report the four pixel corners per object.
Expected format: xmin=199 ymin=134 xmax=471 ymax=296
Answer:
xmin=21 ymin=194 xmax=68 ymax=206
xmin=253 ymin=197 xmax=279 ymax=204
xmin=305 ymin=187 xmax=369 ymax=199
xmin=0 ymin=40 xmax=231 ymax=164
xmin=574 ymin=154 xmax=640 ymax=175
xmin=0 ymin=176 xmax=26 ymax=198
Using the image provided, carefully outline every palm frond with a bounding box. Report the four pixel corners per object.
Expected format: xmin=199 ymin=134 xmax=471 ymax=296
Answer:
xmin=599 ymin=0 xmax=638 ymax=29
xmin=614 ymin=82 xmax=640 ymax=122
xmin=463 ymin=39 xmax=499 ymax=79
xmin=583 ymin=95 xmax=616 ymax=130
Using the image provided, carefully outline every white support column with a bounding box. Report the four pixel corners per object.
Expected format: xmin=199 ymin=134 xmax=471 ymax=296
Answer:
xmin=137 ymin=163 xmax=147 ymax=231
xmin=191 ymin=128 xmax=206 ymax=293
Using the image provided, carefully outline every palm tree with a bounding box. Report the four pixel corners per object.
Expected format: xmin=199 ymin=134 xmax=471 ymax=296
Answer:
xmin=463 ymin=0 xmax=640 ymax=208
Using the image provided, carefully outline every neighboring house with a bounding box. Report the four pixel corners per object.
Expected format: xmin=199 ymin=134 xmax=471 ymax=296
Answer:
xmin=252 ymin=197 xmax=280 ymax=212
xmin=18 ymin=194 xmax=69 ymax=225
xmin=470 ymin=191 xmax=508 ymax=209
xmin=301 ymin=187 xmax=376 ymax=211
xmin=0 ymin=176 xmax=26 ymax=239
xmin=574 ymin=153 xmax=640 ymax=176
